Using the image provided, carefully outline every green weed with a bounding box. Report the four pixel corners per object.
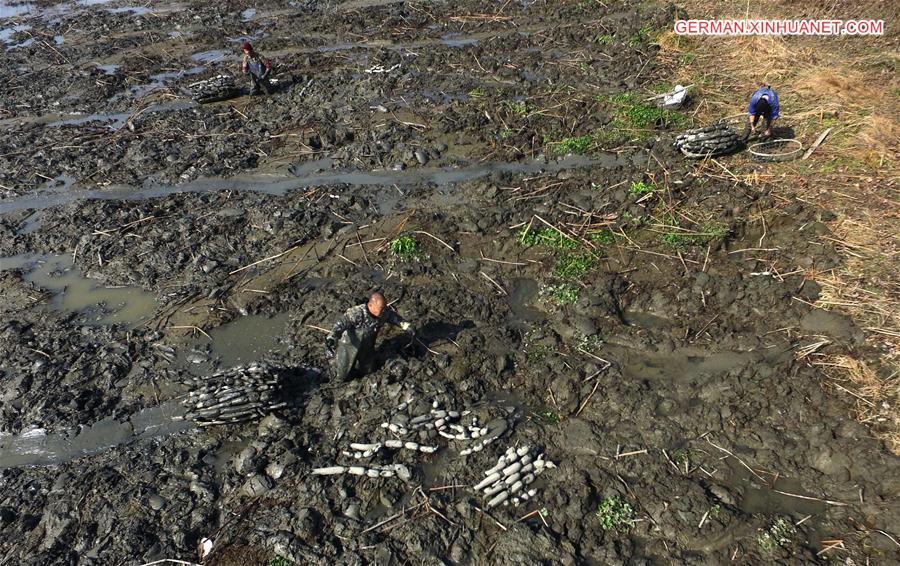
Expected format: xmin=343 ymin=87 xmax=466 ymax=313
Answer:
xmin=595 ymin=92 xmax=687 ymax=137
xmin=625 ymin=103 xmax=686 ymax=129
xmin=553 ymin=253 xmax=596 ymax=280
xmin=576 ymin=333 xmax=604 ymax=352
xmin=389 ymin=234 xmax=418 ymax=259
xmin=589 ymin=229 xmax=615 ymax=245
xmin=506 ymin=100 xmax=529 ymax=116
xmin=673 ymin=449 xmax=690 ymax=471
xmin=268 ymin=557 xmax=293 ymax=566
xmin=596 ymin=496 xmax=635 ymax=531
xmin=757 ymin=518 xmax=796 ymax=552
xmin=629 ymin=26 xmax=659 ymax=46
xmin=698 ymin=221 xmax=729 ymax=241
xmin=519 ymin=227 xmax=577 ymax=251
xmin=549 ymin=135 xmax=593 ymax=154
xmin=534 ymin=408 xmax=560 ymax=424
xmin=629 ymin=181 xmax=656 ymax=195
xmin=662 ymin=231 xmax=689 ymax=249
xmin=468 ymin=87 xmax=486 ymax=98
xmin=663 ymin=220 xmax=729 ymax=249
xmin=525 ymin=343 xmax=552 ymax=362
xmin=549 ymin=284 xmax=579 ymax=305
xmin=596 ymin=34 xmax=614 ymax=44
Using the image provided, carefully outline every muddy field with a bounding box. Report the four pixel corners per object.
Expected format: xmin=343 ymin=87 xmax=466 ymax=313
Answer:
xmin=1 ymin=0 xmax=899 ymax=564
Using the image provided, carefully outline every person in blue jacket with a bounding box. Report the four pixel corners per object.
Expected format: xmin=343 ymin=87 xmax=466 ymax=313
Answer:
xmin=748 ymin=84 xmax=779 ymax=138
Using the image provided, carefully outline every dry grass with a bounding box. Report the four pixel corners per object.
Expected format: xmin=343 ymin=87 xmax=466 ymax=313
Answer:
xmin=818 ymin=356 xmax=900 ymax=454
xmin=660 ymin=0 xmax=900 ymax=450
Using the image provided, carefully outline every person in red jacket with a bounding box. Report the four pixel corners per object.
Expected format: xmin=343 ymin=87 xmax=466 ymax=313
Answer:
xmin=241 ymin=41 xmax=272 ymax=95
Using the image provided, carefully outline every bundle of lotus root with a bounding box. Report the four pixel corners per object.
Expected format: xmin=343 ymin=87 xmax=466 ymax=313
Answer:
xmin=474 ymin=445 xmax=556 ymax=508
xmin=187 ymin=75 xmax=242 ymax=104
xmin=177 ymin=362 xmax=286 ymax=426
xmin=674 ymin=122 xmax=742 ymax=158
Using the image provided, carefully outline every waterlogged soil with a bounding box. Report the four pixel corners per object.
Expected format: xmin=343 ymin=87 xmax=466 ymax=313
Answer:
xmin=1 ymin=0 xmax=899 ymax=565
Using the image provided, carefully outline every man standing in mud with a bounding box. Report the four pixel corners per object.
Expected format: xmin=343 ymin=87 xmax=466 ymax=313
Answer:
xmin=325 ymin=292 xmax=414 ymax=381
xmin=241 ymin=41 xmax=272 ymax=95
xmin=747 ymin=83 xmax=779 ymax=139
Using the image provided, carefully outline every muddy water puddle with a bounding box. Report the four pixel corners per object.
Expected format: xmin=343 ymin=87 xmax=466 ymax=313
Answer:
xmin=0 ymin=401 xmax=190 ymax=468
xmin=191 ymin=49 xmax=230 ymax=64
xmin=175 ymin=311 xmax=291 ymax=374
xmin=0 ymin=153 xmax=610 ymax=214
xmin=129 ymin=66 xmax=205 ymax=98
xmin=0 ymin=23 xmax=28 ymax=42
xmin=738 ymin=475 xmax=828 ymax=516
xmin=619 ymin=348 xmax=759 ymax=383
xmin=0 ymin=253 xmax=157 ymax=325
xmin=507 ymin=278 xmax=543 ymax=330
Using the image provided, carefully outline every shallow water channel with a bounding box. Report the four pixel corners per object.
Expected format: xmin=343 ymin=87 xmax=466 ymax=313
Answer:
xmin=0 ymin=153 xmax=613 ymax=214
xmin=0 ymin=401 xmax=191 ymax=468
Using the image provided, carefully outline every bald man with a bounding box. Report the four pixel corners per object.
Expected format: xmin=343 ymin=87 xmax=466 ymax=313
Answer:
xmin=325 ymin=292 xmax=414 ymax=381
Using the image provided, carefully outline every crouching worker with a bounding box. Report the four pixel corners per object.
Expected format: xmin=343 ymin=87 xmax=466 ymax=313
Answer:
xmin=325 ymin=292 xmax=414 ymax=381
xmin=748 ymin=84 xmax=780 ymax=139
xmin=241 ymin=41 xmax=272 ymax=95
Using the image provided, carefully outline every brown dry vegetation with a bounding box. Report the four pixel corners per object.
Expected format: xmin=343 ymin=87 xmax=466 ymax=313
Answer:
xmin=658 ymin=0 xmax=899 ymax=451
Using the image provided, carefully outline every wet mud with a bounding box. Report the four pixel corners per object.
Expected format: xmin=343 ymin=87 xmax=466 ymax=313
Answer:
xmin=1 ymin=0 xmax=898 ymax=564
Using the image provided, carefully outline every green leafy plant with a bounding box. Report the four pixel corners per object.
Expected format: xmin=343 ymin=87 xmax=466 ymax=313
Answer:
xmin=268 ymin=557 xmax=293 ymax=566
xmin=549 ymin=135 xmax=593 ymax=154
xmin=662 ymin=231 xmax=688 ymax=249
xmin=506 ymin=100 xmax=529 ymax=116
xmin=525 ymin=343 xmax=552 ymax=362
xmin=593 ymin=92 xmax=687 ymax=143
xmin=389 ymin=234 xmax=418 ymax=259
xmin=698 ymin=221 xmax=729 ymax=242
xmin=576 ymin=333 xmax=603 ymax=352
xmin=534 ymin=408 xmax=560 ymax=424
xmin=596 ymin=496 xmax=635 ymax=531
xmin=549 ymin=284 xmax=579 ymax=305
xmin=629 ymin=26 xmax=657 ymax=46
xmin=662 ymin=219 xmax=729 ymax=249
xmin=625 ymin=103 xmax=686 ymax=129
xmin=590 ymin=229 xmax=616 ymax=245
xmin=519 ymin=227 xmax=578 ymax=251
xmin=553 ymin=253 xmax=596 ymax=280
xmin=468 ymin=86 xmax=486 ymax=98
xmin=659 ymin=213 xmax=687 ymax=249
xmin=629 ymin=181 xmax=656 ymax=195
xmin=757 ymin=518 xmax=796 ymax=552
xmin=596 ymin=34 xmax=614 ymax=44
